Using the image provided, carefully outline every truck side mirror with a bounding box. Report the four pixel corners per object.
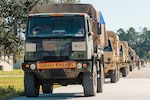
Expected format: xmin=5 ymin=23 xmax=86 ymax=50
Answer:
xmin=88 ymin=31 xmax=94 ymax=36
xmin=97 ymin=22 xmax=101 ymax=34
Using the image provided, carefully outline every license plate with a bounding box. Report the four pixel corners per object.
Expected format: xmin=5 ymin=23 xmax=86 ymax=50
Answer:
xmin=37 ymin=61 xmax=77 ymax=69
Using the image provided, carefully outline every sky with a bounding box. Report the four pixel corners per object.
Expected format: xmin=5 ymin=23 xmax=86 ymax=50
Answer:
xmin=80 ymin=0 xmax=150 ymax=32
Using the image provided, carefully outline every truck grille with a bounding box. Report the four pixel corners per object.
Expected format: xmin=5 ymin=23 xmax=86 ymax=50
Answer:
xmin=49 ymin=69 xmax=67 ymax=78
xmin=43 ymin=56 xmax=70 ymax=61
xmin=41 ymin=69 xmax=76 ymax=79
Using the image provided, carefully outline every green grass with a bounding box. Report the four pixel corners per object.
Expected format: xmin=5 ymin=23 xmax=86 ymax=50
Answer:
xmin=0 ymin=69 xmax=61 ymax=100
xmin=0 ymin=86 xmax=24 ymax=100
xmin=0 ymin=77 xmax=24 ymax=90
xmin=0 ymin=69 xmax=24 ymax=100
xmin=0 ymin=69 xmax=24 ymax=76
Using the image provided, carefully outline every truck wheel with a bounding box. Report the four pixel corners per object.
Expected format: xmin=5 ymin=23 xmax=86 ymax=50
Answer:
xmin=122 ymin=67 xmax=127 ymax=77
xmin=126 ymin=64 xmax=129 ymax=75
xmin=110 ymin=67 xmax=117 ymax=83
xmin=83 ymin=66 xmax=97 ymax=97
xmin=24 ymin=73 xmax=39 ymax=97
xmin=97 ymin=64 xmax=104 ymax=93
xmin=116 ymin=64 xmax=120 ymax=81
xmin=130 ymin=65 xmax=133 ymax=71
xmin=42 ymin=82 xmax=53 ymax=93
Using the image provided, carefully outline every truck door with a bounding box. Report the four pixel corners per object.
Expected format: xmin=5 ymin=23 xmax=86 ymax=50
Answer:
xmin=86 ymin=19 xmax=94 ymax=58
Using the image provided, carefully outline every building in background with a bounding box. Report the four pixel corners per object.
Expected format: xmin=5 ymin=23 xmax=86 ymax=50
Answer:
xmin=0 ymin=50 xmax=13 ymax=71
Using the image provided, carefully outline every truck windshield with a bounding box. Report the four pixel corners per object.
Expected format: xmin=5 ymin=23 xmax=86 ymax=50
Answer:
xmin=119 ymin=46 xmax=123 ymax=55
xmin=27 ymin=16 xmax=85 ymax=38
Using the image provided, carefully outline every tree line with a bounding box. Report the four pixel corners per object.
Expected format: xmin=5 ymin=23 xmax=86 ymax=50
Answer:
xmin=117 ymin=27 xmax=150 ymax=60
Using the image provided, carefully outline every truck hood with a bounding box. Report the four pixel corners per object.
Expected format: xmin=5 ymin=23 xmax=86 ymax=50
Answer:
xmin=25 ymin=39 xmax=72 ymax=61
xmin=24 ymin=38 xmax=86 ymax=61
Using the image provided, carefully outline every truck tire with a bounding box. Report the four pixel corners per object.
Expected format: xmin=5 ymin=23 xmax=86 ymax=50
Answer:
xmin=24 ymin=73 xmax=39 ymax=97
xmin=97 ymin=64 xmax=104 ymax=93
xmin=126 ymin=64 xmax=129 ymax=75
xmin=42 ymin=82 xmax=53 ymax=93
xmin=110 ymin=67 xmax=117 ymax=83
xmin=130 ymin=65 xmax=133 ymax=71
xmin=83 ymin=66 xmax=97 ymax=97
xmin=122 ymin=67 xmax=127 ymax=77
xmin=116 ymin=64 xmax=120 ymax=81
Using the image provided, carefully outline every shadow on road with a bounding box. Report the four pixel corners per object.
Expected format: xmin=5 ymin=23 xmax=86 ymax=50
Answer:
xmin=39 ymin=92 xmax=84 ymax=99
xmin=11 ymin=92 xmax=86 ymax=100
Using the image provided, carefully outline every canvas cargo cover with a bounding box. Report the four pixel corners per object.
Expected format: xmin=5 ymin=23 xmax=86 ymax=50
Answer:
xmin=107 ymin=31 xmax=119 ymax=40
xmin=30 ymin=4 xmax=108 ymax=47
xmin=120 ymin=41 xmax=129 ymax=61
xmin=98 ymin=23 xmax=108 ymax=47
xmin=107 ymin=31 xmax=119 ymax=56
xmin=129 ymin=47 xmax=136 ymax=56
xmin=120 ymin=41 xmax=128 ymax=54
xmin=30 ymin=4 xmax=97 ymax=18
xmin=119 ymin=41 xmax=128 ymax=62
xmin=128 ymin=47 xmax=136 ymax=61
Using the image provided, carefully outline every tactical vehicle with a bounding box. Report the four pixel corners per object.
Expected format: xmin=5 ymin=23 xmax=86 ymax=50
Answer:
xmin=22 ymin=4 xmax=108 ymax=97
xmin=128 ymin=47 xmax=136 ymax=71
xmin=119 ymin=41 xmax=129 ymax=77
xmin=104 ymin=31 xmax=120 ymax=83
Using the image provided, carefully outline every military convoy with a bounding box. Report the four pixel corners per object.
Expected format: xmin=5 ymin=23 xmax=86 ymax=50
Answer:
xmin=21 ymin=3 xmax=140 ymax=97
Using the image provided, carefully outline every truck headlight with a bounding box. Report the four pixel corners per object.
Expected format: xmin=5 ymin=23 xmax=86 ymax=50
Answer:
xmin=30 ymin=64 xmax=36 ymax=70
xmin=77 ymin=63 xmax=82 ymax=69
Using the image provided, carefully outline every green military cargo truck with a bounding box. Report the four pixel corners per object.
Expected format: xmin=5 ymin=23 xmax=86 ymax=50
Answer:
xmin=22 ymin=4 xmax=108 ymax=97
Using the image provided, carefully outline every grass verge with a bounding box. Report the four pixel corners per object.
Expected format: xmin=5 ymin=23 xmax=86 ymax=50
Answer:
xmin=0 ymin=69 xmax=23 ymax=76
xmin=0 ymin=69 xmax=61 ymax=99
xmin=0 ymin=86 xmax=24 ymax=100
xmin=0 ymin=76 xmax=24 ymax=100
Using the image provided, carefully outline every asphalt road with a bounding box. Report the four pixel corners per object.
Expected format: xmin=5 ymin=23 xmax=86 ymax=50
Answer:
xmin=11 ymin=64 xmax=150 ymax=100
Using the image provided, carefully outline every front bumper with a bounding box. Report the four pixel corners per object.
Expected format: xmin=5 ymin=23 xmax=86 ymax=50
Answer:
xmin=22 ymin=61 xmax=92 ymax=79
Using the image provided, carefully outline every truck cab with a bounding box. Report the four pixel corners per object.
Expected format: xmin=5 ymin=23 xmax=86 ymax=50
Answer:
xmin=25 ymin=13 xmax=93 ymax=63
